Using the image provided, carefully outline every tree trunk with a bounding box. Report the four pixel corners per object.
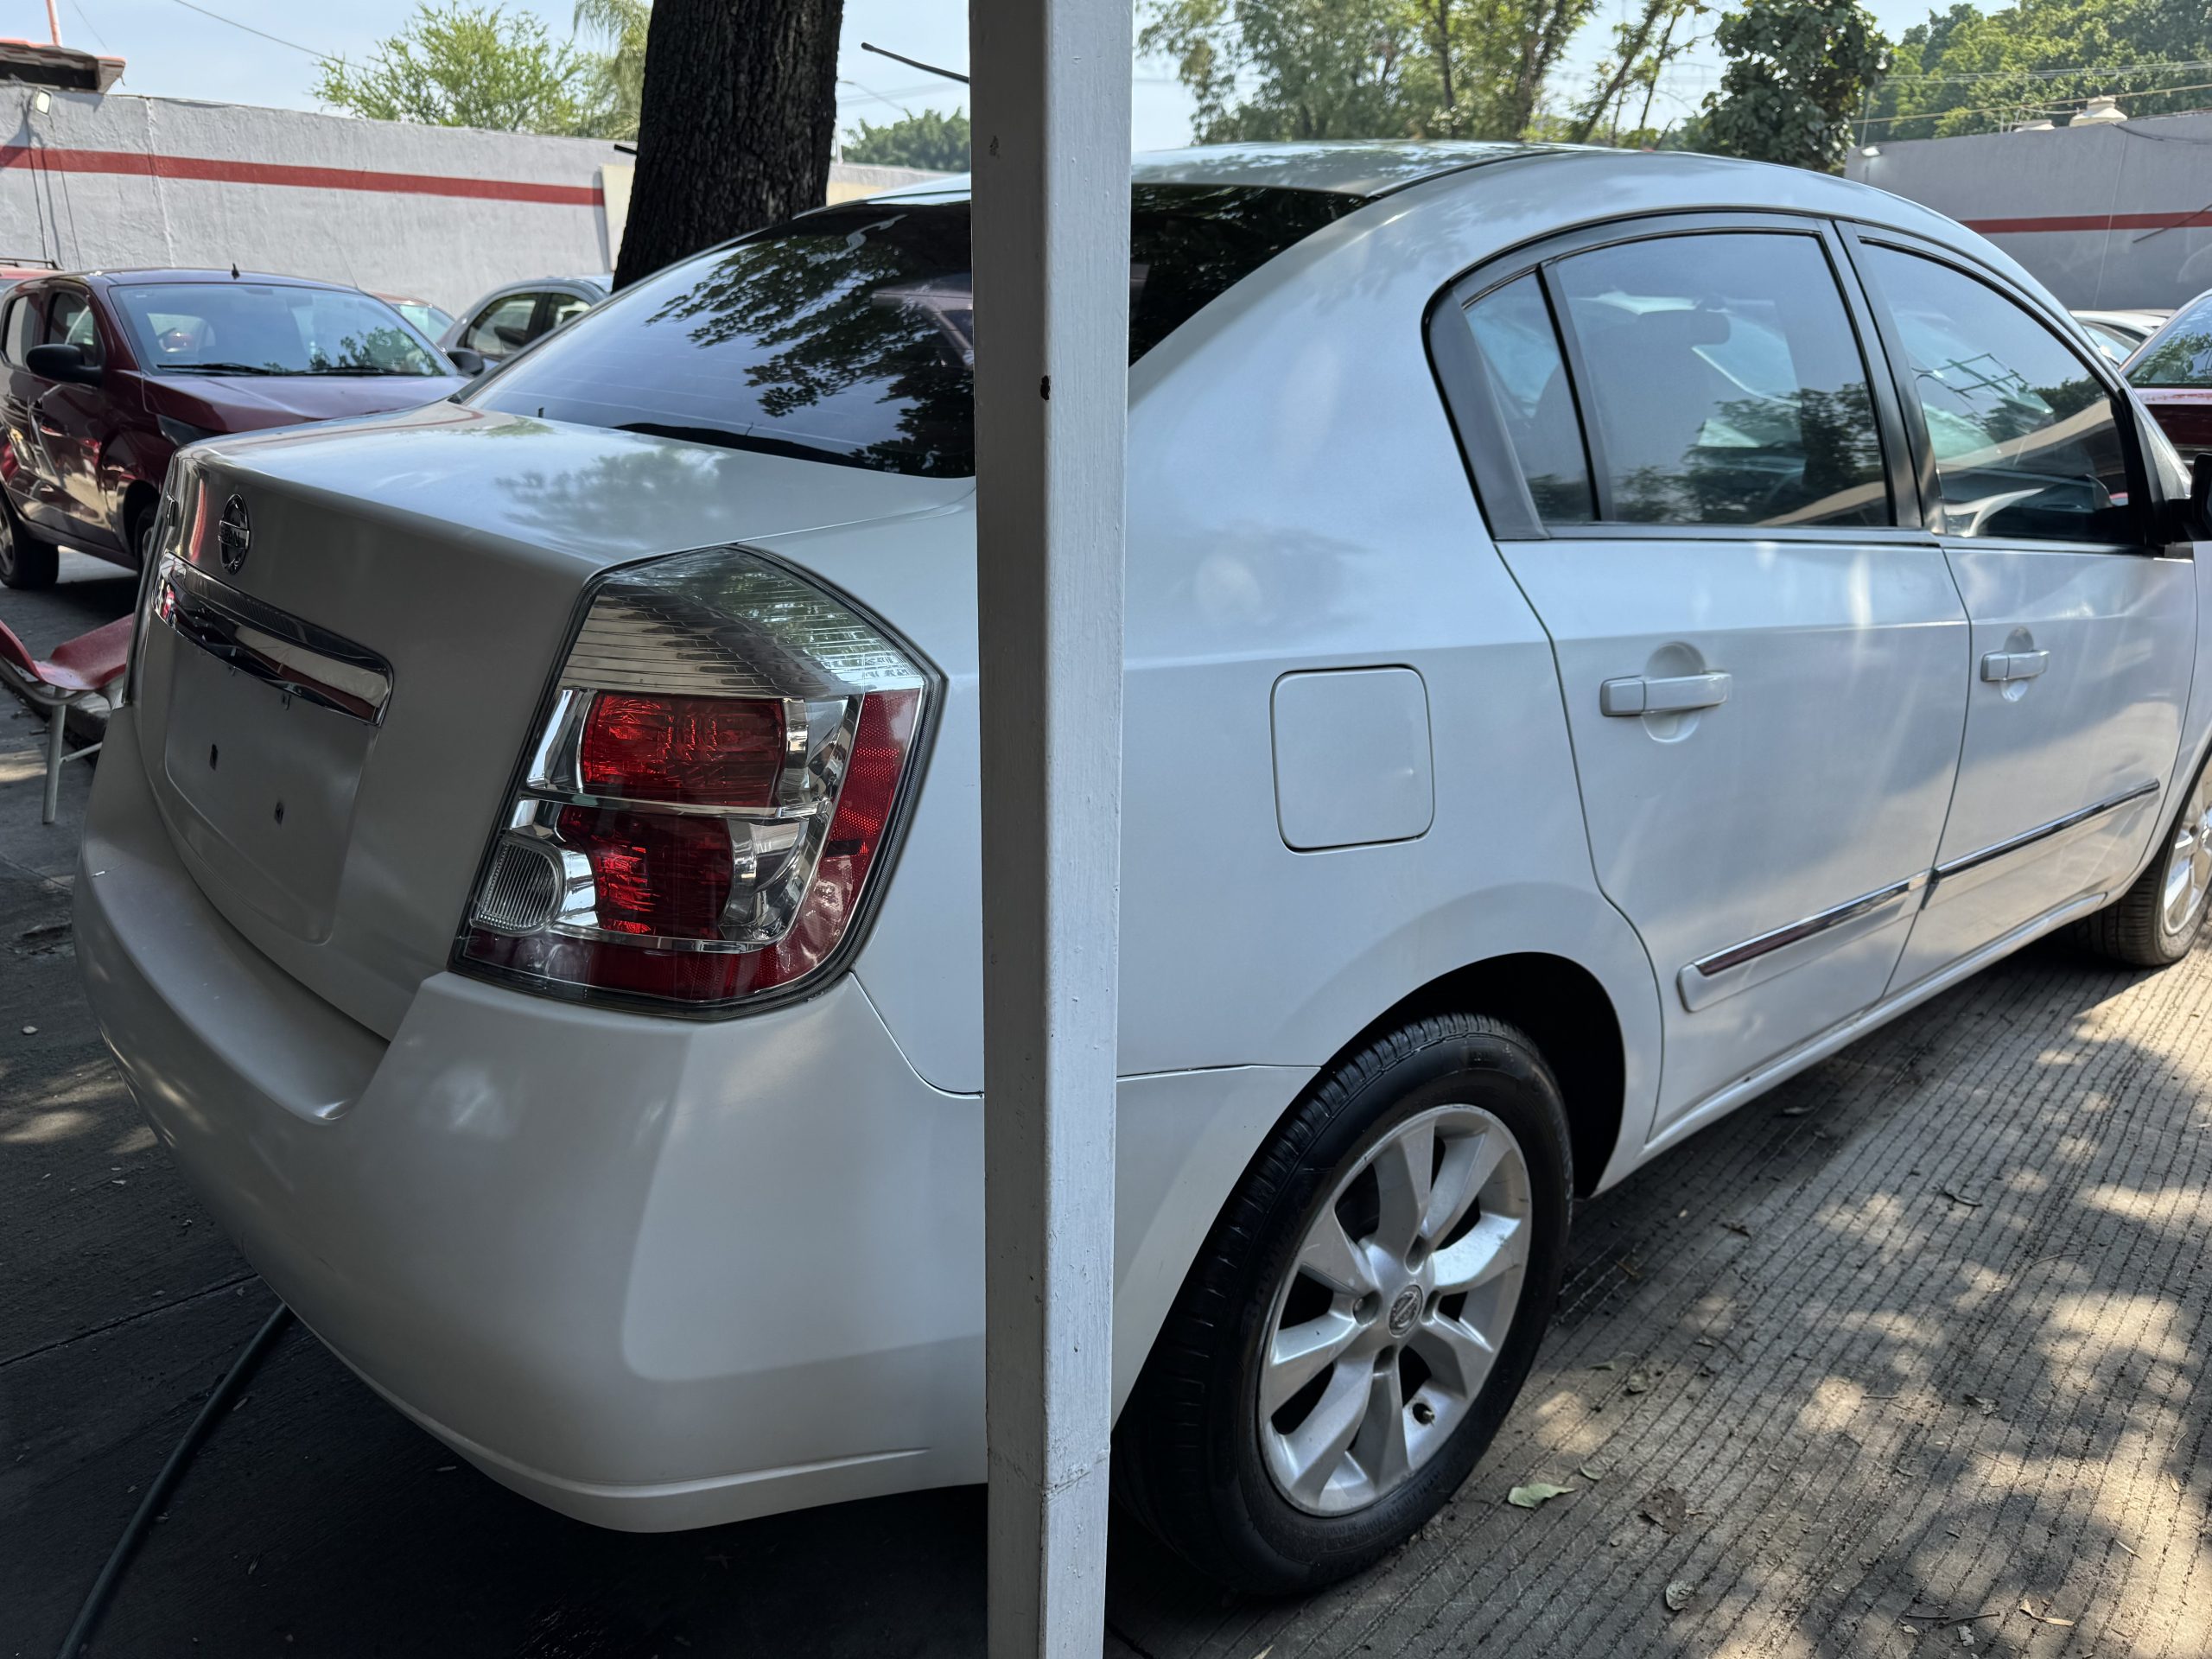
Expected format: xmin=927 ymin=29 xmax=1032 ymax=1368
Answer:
xmin=613 ymin=0 xmax=846 ymax=289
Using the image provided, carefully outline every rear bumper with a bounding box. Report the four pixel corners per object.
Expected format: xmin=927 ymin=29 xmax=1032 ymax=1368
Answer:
xmin=76 ymin=710 xmax=985 ymax=1529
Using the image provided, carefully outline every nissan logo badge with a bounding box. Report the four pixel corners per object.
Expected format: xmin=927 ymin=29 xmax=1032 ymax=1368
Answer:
xmin=217 ymin=494 xmax=251 ymax=574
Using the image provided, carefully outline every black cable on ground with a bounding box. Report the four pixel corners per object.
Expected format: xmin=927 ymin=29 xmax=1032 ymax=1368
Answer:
xmin=56 ymin=1300 xmax=294 ymax=1659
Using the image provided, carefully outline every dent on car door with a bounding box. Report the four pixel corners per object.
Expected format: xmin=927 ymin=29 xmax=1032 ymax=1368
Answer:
xmin=1849 ymin=237 xmax=2194 ymax=987
xmin=38 ymin=288 xmax=120 ymax=548
xmin=1433 ymin=218 xmax=1968 ymax=1130
xmin=1 ymin=289 xmax=65 ymax=532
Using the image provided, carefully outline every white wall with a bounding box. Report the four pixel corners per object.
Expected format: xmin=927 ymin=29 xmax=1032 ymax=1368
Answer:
xmin=0 ymin=83 xmax=945 ymax=315
xmin=1849 ymin=112 xmax=2212 ymax=310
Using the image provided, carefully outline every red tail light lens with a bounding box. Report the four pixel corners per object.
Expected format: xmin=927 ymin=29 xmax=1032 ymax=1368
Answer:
xmin=456 ymin=549 xmax=934 ymax=1014
xmin=554 ymin=804 xmax=734 ymax=937
xmin=579 ymin=694 xmax=785 ymax=807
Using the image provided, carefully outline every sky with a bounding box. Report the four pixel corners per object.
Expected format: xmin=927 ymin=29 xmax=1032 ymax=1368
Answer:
xmin=22 ymin=0 xmax=1948 ymax=151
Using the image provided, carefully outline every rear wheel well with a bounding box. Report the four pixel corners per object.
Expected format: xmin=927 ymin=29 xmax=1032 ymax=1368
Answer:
xmin=1330 ymin=954 xmax=1624 ymax=1196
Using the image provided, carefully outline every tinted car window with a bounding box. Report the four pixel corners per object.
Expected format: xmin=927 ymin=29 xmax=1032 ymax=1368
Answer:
xmin=45 ymin=289 xmax=100 ymax=365
xmin=545 ymin=292 xmax=593 ymax=331
xmin=1 ymin=294 xmax=37 ymax=366
xmin=1862 ymin=246 xmax=2137 ymax=544
xmin=1549 ymin=232 xmax=1890 ymax=528
xmin=2127 ymin=293 xmax=2212 ymax=388
xmin=1462 ymin=274 xmax=1592 ymax=521
xmin=114 ymin=283 xmax=444 ymax=376
xmin=469 ymin=184 xmax=1363 ymax=478
xmin=467 ymin=295 xmax=543 ymax=356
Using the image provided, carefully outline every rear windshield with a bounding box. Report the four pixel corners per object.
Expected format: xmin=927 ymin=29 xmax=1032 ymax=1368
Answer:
xmin=2128 ymin=295 xmax=2212 ymax=388
xmin=466 ymin=183 xmax=1364 ymax=477
xmin=114 ymin=283 xmax=446 ymax=377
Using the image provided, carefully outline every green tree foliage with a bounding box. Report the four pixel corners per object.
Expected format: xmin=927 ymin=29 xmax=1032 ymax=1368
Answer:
xmin=1139 ymin=0 xmax=1618 ymax=143
xmin=315 ymin=3 xmax=607 ymax=134
xmin=1701 ymin=0 xmax=1888 ymax=171
xmin=1871 ymin=0 xmax=2212 ymax=141
xmin=842 ymin=109 xmax=971 ymax=171
xmin=1569 ymin=0 xmax=1708 ymax=146
xmin=573 ymin=0 xmax=652 ymax=140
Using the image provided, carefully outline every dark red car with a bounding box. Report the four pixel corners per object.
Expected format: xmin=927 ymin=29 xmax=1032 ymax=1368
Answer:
xmin=2126 ymin=289 xmax=2212 ymax=464
xmin=0 ymin=269 xmax=468 ymax=587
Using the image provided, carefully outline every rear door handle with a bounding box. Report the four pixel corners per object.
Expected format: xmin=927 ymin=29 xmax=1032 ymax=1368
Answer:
xmin=1600 ymin=671 xmax=1732 ymax=717
xmin=1980 ymin=649 xmax=2050 ymax=683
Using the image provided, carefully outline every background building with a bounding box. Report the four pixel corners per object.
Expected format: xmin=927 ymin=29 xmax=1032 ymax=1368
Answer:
xmin=0 ymin=80 xmax=938 ymax=310
xmin=1849 ymin=110 xmax=2212 ymax=310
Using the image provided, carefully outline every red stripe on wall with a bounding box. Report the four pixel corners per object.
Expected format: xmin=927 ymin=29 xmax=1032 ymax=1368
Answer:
xmin=0 ymin=145 xmax=601 ymax=207
xmin=1964 ymin=210 xmax=2212 ymax=235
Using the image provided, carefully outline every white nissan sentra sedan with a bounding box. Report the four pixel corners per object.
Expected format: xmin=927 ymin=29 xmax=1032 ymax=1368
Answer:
xmin=78 ymin=143 xmax=2212 ymax=1592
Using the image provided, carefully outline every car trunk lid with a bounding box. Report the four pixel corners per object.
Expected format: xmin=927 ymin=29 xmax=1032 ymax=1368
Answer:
xmin=130 ymin=400 xmax=971 ymax=1038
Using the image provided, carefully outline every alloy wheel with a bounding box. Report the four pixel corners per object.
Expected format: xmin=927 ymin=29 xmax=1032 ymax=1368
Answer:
xmin=1256 ymin=1103 xmax=1532 ymax=1516
xmin=2162 ymin=762 xmax=2212 ymax=943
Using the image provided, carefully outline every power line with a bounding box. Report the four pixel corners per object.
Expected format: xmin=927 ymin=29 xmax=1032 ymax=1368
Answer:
xmin=67 ymin=0 xmax=109 ymax=50
xmin=167 ymin=0 xmax=335 ymax=64
xmin=1882 ymin=56 xmax=2212 ymax=87
xmin=1859 ymin=79 xmax=2212 ymax=129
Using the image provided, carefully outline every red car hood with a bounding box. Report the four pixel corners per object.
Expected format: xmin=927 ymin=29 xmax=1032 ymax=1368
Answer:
xmin=148 ymin=372 xmax=468 ymax=432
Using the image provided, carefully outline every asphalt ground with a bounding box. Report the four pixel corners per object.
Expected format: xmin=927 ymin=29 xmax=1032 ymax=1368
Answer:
xmin=3 ymin=555 xmax=2207 ymax=1656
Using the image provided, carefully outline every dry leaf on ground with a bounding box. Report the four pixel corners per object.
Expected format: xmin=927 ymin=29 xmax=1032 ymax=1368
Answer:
xmin=1640 ymin=1487 xmax=1689 ymax=1532
xmin=1506 ymin=1482 xmax=1575 ymax=1509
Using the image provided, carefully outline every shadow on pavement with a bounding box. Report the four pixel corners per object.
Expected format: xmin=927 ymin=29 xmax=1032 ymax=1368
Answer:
xmin=6 ymin=852 xmax=2209 ymax=1656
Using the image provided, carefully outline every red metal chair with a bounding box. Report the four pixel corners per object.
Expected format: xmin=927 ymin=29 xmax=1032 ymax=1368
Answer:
xmin=0 ymin=615 xmax=130 ymax=823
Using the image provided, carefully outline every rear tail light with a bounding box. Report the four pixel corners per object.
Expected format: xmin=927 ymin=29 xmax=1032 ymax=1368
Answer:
xmin=455 ymin=547 xmax=935 ymax=1014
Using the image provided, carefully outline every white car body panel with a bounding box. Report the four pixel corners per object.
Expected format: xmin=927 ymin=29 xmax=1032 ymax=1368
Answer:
xmin=1501 ymin=532 xmax=1968 ymax=1128
xmin=1891 ymin=543 xmax=2194 ymax=984
xmin=74 ymin=143 xmax=2212 ymax=1533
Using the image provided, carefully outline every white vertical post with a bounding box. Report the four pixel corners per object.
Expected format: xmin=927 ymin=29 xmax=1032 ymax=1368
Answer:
xmin=968 ymin=0 xmax=1132 ymax=1654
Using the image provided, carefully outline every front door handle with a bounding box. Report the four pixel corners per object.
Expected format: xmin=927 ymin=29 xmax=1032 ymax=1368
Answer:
xmin=1980 ymin=649 xmax=2050 ymax=683
xmin=1600 ymin=671 xmax=1732 ymax=717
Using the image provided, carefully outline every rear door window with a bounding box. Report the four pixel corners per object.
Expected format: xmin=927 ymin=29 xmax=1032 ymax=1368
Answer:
xmin=2 ymin=293 xmax=39 ymax=366
xmin=1548 ymin=232 xmax=1891 ymax=529
xmin=544 ymin=292 xmax=593 ymax=332
xmin=1859 ymin=245 xmax=2140 ymax=545
xmin=467 ymin=294 xmax=542 ymax=356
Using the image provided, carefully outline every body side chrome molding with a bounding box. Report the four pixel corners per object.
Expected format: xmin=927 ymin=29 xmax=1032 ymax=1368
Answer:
xmin=1677 ymin=779 xmax=2161 ymax=1014
xmin=1690 ymin=873 xmax=1928 ymax=980
xmin=153 ymin=556 xmax=394 ymax=725
xmin=1649 ymin=887 xmax=2113 ymax=1158
xmin=1678 ymin=872 xmax=1927 ymax=1013
xmin=1930 ymin=778 xmax=2160 ymax=883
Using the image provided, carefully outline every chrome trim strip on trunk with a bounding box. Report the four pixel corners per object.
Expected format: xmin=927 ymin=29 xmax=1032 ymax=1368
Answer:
xmin=1930 ymin=778 xmax=2161 ymax=883
xmin=1689 ymin=872 xmax=1929 ymax=982
xmin=153 ymin=556 xmax=394 ymax=725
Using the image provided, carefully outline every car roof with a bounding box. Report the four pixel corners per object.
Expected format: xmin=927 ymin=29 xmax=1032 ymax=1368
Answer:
xmin=78 ymin=269 xmax=370 ymax=291
xmin=1131 ymin=141 xmax=1563 ymax=196
xmin=870 ymin=140 xmax=1567 ymax=204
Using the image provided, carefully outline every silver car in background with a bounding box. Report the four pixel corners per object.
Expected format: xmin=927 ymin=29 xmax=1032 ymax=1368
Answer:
xmin=441 ymin=272 xmax=613 ymax=366
xmin=79 ymin=143 xmax=2212 ymax=1593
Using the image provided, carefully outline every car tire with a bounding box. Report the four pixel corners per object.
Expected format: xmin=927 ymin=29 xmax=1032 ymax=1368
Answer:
xmin=1115 ymin=1013 xmax=1573 ymax=1594
xmin=0 ymin=505 xmax=58 ymax=590
xmin=126 ymin=501 xmax=156 ymax=570
xmin=2077 ymin=748 xmax=2212 ymax=968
